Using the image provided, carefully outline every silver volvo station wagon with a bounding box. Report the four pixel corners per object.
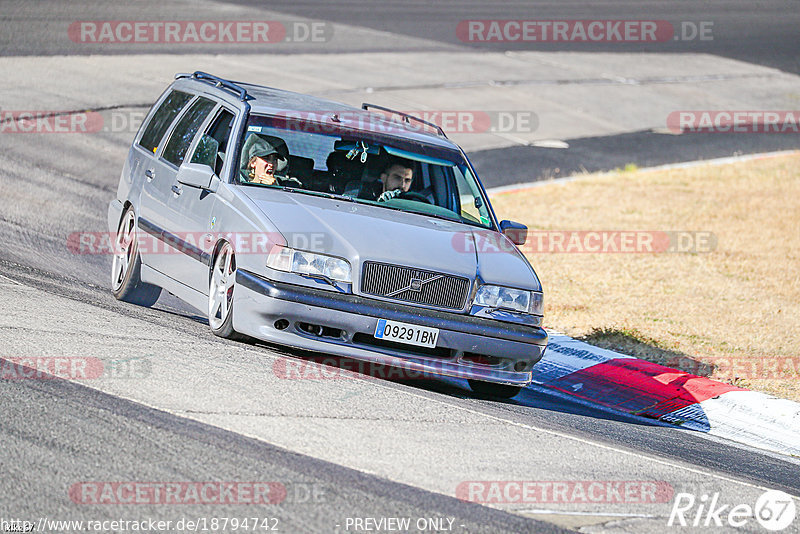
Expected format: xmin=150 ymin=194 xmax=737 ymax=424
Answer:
xmin=108 ymin=72 xmax=547 ymax=398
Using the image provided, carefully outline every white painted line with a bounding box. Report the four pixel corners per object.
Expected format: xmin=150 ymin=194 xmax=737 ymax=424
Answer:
xmin=530 ymin=140 xmax=570 ymax=149
xmin=62 ymin=333 xmax=792 ymax=497
xmin=395 ymin=382 xmax=800 ymax=497
xmin=0 ymin=274 xmax=22 ymax=285
xmin=519 ymin=510 xmax=655 ymax=518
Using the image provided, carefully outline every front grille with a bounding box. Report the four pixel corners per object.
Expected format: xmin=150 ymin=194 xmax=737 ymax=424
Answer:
xmin=361 ymin=261 xmax=470 ymax=310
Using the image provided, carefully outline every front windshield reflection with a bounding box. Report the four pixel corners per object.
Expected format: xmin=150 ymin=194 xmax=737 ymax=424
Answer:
xmin=236 ymin=118 xmax=494 ymax=229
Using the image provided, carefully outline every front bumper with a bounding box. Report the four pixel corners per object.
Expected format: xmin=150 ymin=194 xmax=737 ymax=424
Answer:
xmin=234 ymin=270 xmax=548 ymax=386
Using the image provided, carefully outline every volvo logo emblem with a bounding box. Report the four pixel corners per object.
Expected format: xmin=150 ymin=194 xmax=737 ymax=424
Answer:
xmin=384 ymin=274 xmax=443 ymax=298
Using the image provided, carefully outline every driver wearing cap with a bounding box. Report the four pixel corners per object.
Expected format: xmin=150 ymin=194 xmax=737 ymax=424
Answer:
xmin=240 ymin=134 xmax=302 ymax=187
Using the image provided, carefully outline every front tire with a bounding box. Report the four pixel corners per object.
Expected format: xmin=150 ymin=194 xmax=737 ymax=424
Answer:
xmin=468 ymin=380 xmax=523 ymax=399
xmin=111 ymin=207 xmax=161 ymax=307
xmin=208 ymin=242 xmax=247 ymax=340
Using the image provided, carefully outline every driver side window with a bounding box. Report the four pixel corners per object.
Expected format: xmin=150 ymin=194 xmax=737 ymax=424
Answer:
xmin=190 ymin=108 xmax=235 ymax=176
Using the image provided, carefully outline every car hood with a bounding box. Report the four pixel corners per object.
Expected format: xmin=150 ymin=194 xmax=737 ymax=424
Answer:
xmin=241 ymin=188 xmax=540 ymax=291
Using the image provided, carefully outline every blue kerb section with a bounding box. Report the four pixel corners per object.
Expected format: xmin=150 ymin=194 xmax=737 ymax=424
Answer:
xmin=548 ymin=342 xmax=615 ymax=363
xmin=375 ymin=319 xmax=387 ymax=338
xmin=659 ymin=403 xmax=712 ymax=431
xmin=530 ymin=342 xmax=610 ymax=384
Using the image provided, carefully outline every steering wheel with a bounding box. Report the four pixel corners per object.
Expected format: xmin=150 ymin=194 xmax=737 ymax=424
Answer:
xmin=397 ymin=191 xmax=432 ymax=204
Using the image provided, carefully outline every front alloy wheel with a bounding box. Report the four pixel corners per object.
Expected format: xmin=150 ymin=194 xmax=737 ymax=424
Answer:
xmin=208 ymin=242 xmax=244 ymax=339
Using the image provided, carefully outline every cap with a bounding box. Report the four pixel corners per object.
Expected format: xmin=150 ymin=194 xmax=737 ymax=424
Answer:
xmin=241 ymin=134 xmax=289 ymax=172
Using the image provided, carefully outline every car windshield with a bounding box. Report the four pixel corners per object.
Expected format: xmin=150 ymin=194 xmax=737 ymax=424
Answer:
xmin=235 ymin=115 xmax=495 ymax=229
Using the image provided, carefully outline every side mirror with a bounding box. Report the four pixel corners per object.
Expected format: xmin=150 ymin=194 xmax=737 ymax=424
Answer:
xmin=176 ymin=162 xmax=216 ymax=190
xmin=499 ymin=220 xmax=527 ymax=246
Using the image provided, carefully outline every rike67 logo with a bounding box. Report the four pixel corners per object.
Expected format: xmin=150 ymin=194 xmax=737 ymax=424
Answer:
xmin=669 ymin=490 xmax=796 ymax=531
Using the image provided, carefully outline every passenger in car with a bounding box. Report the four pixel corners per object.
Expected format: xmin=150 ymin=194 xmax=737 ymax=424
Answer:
xmin=240 ymin=134 xmax=302 ymax=187
xmin=325 ymin=151 xmax=364 ymax=193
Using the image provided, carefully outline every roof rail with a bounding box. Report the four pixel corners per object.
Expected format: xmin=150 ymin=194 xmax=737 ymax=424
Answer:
xmin=361 ymin=103 xmax=448 ymax=139
xmin=175 ymin=71 xmax=249 ymax=102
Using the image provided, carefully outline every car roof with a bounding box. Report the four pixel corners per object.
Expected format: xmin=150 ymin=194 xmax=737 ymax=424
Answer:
xmin=176 ymin=72 xmax=461 ymax=152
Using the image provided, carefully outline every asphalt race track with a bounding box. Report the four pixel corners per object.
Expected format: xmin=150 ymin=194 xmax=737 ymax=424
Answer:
xmin=1 ymin=1 xmax=799 ymax=533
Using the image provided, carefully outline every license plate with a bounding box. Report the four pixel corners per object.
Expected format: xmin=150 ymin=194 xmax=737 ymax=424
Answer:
xmin=374 ymin=319 xmax=439 ymax=348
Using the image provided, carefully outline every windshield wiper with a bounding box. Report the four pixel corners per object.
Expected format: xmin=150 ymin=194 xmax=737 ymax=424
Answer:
xmin=371 ymin=202 xmax=464 ymax=224
xmin=410 ymin=208 xmax=462 ymax=223
xmin=278 ymin=186 xmax=358 ymax=203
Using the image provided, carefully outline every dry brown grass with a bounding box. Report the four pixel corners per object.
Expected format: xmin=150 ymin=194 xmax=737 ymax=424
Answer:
xmin=490 ymin=152 xmax=800 ymax=401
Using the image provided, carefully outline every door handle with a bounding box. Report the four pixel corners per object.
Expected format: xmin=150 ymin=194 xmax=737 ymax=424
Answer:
xmin=145 ymin=169 xmax=155 ymax=181
xmin=171 ymin=185 xmax=182 ymax=196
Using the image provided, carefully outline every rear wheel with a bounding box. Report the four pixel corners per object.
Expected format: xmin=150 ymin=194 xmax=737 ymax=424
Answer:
xmin=208 ymin=242 xmax=247 ymax=340
xmin=468 ymin=380 xmax=523 ymax=399
xmin=111 ymin=207 xmax=161 ymax=307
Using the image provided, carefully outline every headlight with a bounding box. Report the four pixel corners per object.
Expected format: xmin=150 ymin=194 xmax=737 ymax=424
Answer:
xmin=267 ymin=246 xmax=351 ymax=282
xmin=474 ymin=285 xmax=543 ymax=315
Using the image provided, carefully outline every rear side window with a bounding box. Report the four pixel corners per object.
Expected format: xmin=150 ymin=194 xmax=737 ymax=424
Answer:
xmin=138 ymin=90 xmax=192 ymax=153
xmin=161 ymin=97 xmax=217 ymax=167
